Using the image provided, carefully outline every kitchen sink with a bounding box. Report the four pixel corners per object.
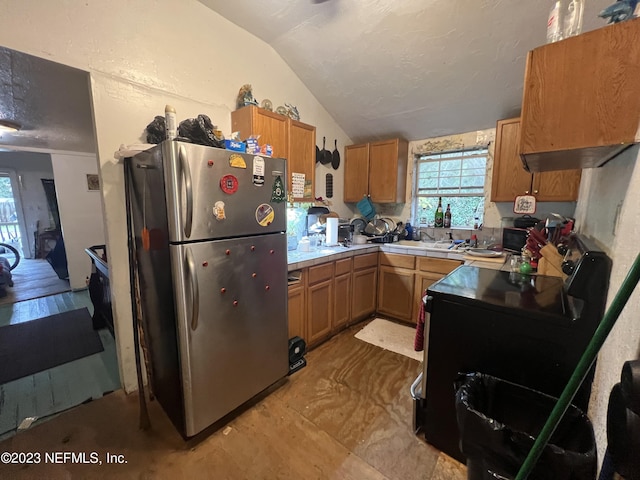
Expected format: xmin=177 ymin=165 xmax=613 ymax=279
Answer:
xmin=395 ymin=240 xmax=452 ymax=249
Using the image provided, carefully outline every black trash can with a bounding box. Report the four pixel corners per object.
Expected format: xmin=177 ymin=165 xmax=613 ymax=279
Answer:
xmin=455 ymin=373 xmax=597 ymax=480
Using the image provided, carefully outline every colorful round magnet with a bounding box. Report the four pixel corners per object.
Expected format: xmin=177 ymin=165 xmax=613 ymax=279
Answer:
xmin=255 ymin=203 xmax=274 ymax=227
xmin=220 ymin=174 xmax=239 ymax=194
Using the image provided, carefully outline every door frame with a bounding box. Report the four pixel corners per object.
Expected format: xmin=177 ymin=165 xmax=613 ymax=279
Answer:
xmin=0 ymin=168 xmax=31 ymax=258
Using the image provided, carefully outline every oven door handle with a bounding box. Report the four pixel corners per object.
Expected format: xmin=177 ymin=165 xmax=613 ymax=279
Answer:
xmin=410 ymin=372 xmax=423 ymax=400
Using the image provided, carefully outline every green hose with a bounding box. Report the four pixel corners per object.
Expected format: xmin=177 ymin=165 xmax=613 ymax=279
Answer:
xmin=515 ymin=252 xmax=640 ymax=480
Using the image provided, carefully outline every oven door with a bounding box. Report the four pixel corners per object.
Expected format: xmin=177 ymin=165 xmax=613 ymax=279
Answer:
xmin=410 ymin=295 xmax=432 ymax=433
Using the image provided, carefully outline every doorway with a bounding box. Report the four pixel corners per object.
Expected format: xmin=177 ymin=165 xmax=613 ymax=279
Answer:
xmin=0 ymin=45 xmax=119 ymax=439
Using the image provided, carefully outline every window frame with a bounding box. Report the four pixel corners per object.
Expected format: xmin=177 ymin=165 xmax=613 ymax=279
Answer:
xmin=411 ymin=147 xmax=488 ymax=228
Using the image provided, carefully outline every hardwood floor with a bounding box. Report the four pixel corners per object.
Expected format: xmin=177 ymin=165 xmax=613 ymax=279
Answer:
xmin=0 ymin=258 xmax=70 ymax=306
xmin=0 ymin=290 xmax=120 ymax=440
xmin=0 ymin=321 xmax=466 ymax=479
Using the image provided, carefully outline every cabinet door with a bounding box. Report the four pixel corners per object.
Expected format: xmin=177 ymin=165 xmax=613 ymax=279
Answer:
xmin=369 ymin=139 xmax=408 ymax=203
xmin=490 ymin=118 xmax=533 ymax=202
xmin=351 ymin=266 xmax=377 ymax=321
xmin=412 ymin=272 xmax=445 ymax=325
xmin=288 ymin=120 xmax=315 ymax=201
xmin=520 ymin=20 xmax=640 ymax=163
xmin=231 ymin=106 xmax=289 ymax=159
xmin=377 ymin=266 xmax=415 ymax=323
xmin=288 ymin=284 xmax=306 ymax=340
xmin=532 ymin=169 xmax=582 ymax=202
xmin=333 ymin=273 xmax=351 ymax=331
xmin=343 ymin=143 xmax=370 ymax=203
xmin=307 ymin=279 xmax=333 ymax=346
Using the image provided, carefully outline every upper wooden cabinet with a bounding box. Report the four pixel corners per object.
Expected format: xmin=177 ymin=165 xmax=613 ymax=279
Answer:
xmin=491 ymin=118 xmax=581 ymax=202
xmin=288 ymin=119 xmax=316 ymax=201
xmin=519 ymin=18 xmax=640 ymax=172
xmin=344 ymin=138 xmax=408 ymax=203
xmin=232 ymin=106 xmax=316 ymax=201
xmin=231 ymin=106 xmax=288 ymax=158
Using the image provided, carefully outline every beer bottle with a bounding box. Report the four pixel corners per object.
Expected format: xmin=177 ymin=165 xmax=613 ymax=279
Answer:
xmin=434 ymin=197 xmax=444 ymax=228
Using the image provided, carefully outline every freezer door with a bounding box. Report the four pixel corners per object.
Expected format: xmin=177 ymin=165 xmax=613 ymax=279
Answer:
xmin=170 ymin=234 xmax=288 ymax=436
xmin=162 ymin=141 xmax=286 ymax=242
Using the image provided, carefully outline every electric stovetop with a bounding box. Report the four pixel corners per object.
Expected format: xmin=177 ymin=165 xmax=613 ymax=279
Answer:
xmin=428 ymin=265 xmax=570 ymax=321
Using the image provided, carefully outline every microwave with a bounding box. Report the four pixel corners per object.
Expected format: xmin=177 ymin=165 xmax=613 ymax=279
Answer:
xmin=502 ymin=227 xmax=528 ymax=253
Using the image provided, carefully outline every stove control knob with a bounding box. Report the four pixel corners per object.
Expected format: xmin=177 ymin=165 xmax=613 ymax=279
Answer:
xmin=557 ymin=244 xmax=569 ymax=256
xmin=561 ymin=260 xmax=576 ymax=276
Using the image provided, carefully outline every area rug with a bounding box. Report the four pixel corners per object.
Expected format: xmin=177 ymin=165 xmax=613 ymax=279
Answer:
xmin=355 ymin=318 xmax=423 ymax=361
xmin=0 ymin=308 xmax=104 ymax=384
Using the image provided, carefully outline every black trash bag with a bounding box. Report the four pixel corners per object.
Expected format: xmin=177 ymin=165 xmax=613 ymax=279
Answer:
xmin=177 ymin=114 xmax=224 ymax=148
xmin=455 ymin=372 xmax=596 ymax=480
xmin=145 ymin=115 xmax=166 ymax=144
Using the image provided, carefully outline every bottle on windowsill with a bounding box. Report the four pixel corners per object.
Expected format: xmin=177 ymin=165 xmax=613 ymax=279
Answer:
xmin=434 ymin=197 xmax=444 ymax=228
xmin=443 ymin=204 xmax=451 ymax=228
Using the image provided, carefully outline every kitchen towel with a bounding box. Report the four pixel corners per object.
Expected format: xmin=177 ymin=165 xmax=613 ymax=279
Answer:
xmin=326 ymin=217 xmax=339 ymax=246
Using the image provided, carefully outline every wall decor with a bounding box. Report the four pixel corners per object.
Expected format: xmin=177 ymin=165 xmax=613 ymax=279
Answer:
xmin=86 ymin=174 xmax=100 ymax=191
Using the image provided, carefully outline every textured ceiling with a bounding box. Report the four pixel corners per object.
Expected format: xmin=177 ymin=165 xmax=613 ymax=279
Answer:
xmin=0 ymin=46 xmax=96 ymax=153
xmin=199 ymin=0 xmax=613 ymax=143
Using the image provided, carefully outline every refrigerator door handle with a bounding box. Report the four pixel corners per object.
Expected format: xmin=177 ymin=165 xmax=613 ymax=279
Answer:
xmin=179 ymin=145 xmax=193 ymax=238
xmin=410 ymin=372 xmax=423 ymax=400
xmin=185 ymin=246 xmax=199 ymax=330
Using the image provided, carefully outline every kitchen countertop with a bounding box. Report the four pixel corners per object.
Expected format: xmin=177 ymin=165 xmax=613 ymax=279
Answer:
xmin=287 ymin=242 xmax=507 ymax=271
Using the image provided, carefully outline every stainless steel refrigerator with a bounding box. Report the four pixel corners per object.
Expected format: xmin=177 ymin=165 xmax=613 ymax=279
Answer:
xmin=128 ymin=140 xmax=288 ymax=437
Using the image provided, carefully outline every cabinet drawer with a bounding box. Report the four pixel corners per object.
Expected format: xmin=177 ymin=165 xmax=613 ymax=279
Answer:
xmin=335 ymin=258 xmax=352 ymax=276
xmin=417 ymin=257 xmax=462 ymax=275
xmin=353 ymin=252 xmax=378 ymax=270
xmin=380 ymin=253 xmax=415 ymax=270
xmin=308 ymin=262 xmax=334 ymax=285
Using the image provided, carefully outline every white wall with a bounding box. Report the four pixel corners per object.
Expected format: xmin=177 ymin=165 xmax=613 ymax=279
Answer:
xmin=0 ymin=0 xmax=351 ymax=392
xmin=0 ymin=151 xmax=54 ymax=257
xmin=574 ymin=145 xmax=640 ymax=465
xmin=50 ymin=153 xmax=105 ymax=289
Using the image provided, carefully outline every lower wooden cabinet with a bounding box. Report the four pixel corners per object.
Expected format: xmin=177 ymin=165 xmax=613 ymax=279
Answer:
xmin=351 ymin=253 xmax=379 ymax=322
xmin=307 ymin=278 xmax=333 ymax=345
xmin=287 ymin=282 xmax=305 ymax=340
xmin=411 ymin=257 xmax=463 ymax=323
xmin=377 ymin=266 xmax=415 ymax=322
xmin=333 ymin=258 xmax=352 ymax=331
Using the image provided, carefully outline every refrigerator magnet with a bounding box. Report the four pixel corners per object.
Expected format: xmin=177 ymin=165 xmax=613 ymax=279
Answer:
xmin=253 ymin=156 xmax=265 ymax=186
xmin=213 ymin=201 xmax=226 ymax=220
xmin=271 ymin=175 xmax=285 ymax=203
xmin=229 ymin=154 xmax=246 ymax=169
xmin=220 ymin=174 xmax=239 ymax=194
xmin=255 ymin=203 xmax=274 ymax=226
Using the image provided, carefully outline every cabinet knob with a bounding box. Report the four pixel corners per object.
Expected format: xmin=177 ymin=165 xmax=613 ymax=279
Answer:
xmin=525 ymin=190 xmax=529 ymax=194
xmin=533 ymin=190 xmax=538 ymax=194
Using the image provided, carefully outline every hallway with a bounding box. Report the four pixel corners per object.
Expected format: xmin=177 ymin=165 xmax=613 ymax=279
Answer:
xmin=0 ymin=290 xmax=120 ymax=440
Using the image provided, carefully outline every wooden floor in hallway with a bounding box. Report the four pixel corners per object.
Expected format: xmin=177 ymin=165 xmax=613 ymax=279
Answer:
xmin=0 ymin=321 xmax=466 ymax=480
xmin=0 ymin=290 xmax=120 ymax=440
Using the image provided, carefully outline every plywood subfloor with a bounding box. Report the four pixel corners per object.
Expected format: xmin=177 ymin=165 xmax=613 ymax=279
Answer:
xmin=0 ymin=258 xmax=70 ymax=306
xmin=0 ymin=322 xmax=466 ymax=480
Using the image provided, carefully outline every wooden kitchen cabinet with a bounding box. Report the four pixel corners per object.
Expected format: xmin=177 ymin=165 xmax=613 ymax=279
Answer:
xmin=333 ymin=258 xmax=352 ymax=331
xmin=232 ymin=106 xmax=316 ymax=201
xmin=377 ymin=252 xmax=415 ymax=322
xmin=306 ymin=262 xmax=334 ymax=346
xmin=351 ymin=253 xmax=378 ymax=322
xmin=231 ymin=105 xmax=289 ymax=158
xmin=519 ymin=18 xmax=640 ymax=172
xmin=288 ymin=280 xmax=306 ymax=341
xmin=491 ymin=118 xmax=581 ymax=202
xmin=412 ymin=257 xmax=462 ymax=323
xmin=343 ymin=138 xmax=408 ymax=203
xmin=288 ymin=119 xmax=316 ymax=201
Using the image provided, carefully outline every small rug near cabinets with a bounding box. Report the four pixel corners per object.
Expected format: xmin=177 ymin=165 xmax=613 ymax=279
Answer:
xmin=355 ymin=318 xmax=422 ymax=362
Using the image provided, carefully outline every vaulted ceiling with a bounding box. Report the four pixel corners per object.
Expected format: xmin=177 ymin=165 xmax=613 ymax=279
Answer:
xmin=0 ymin=1 xmax=617 ymax=152
xmin=199 ymin=0 xmax=613 ymax=143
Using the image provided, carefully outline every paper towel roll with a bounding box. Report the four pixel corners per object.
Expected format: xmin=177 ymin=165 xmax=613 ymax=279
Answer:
xmin=326 ymin=217 xmax=339 ymax=246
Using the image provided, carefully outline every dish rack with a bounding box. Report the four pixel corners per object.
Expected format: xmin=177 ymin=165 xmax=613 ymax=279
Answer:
xmin=368 ymin=233 xmax=399 ymax=243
